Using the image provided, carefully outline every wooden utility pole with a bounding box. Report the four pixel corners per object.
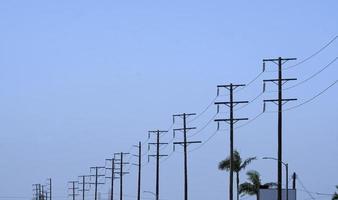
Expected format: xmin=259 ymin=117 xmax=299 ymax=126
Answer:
xmin=263 ymin=57 xmax=297 ymax=200
xmin=173 ymin=113 xmax=201 ymax=200
xmin=132 ymin=142 xmax=142 ymax=200
xmin=78 ymin=175 xmax=90 ymax=200
xmin=148 ymin=130 xmax=168 ymax=200
xmin=215 ymin=83 xmax=248 ymax=200
xmin=90 ymin=167 xmax=105 ymax=200
xmin=114 ymin=152 xmax=130 ymax=200
xmin=68 ymin=181 xmax=79 ymax=200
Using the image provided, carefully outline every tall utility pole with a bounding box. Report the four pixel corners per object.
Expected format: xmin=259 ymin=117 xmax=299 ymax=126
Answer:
xmin=215 ymin=83 xmax=248 ymax=200
xmin=68 ymin=181 xmax=79 ymax=200
xmin=33 ymin=184 xmax=40 ymax=200
xmin=47 ymin=178 xmax=52 ymax=200
xmin=90 ymin=166 xmax=106 ymax=200
xmin=148 ymin=130 xmax=169 ymax=200
xmin=114 ymin=152 xmax=130 ymax=200
xmin=39 ymin=184 xmax=42 ymax=200
xmin=173 ymin=113 xmax=201 ymax=200
xmin=132 ymin=142 xmax=143 ymax=200
xmin=106 ymin=158 xmax=119 ymax=200
xmin=263 ymin=57 xmax=297 ymax=200
xmin=292 ymin=173 xmax=297 ymax=189
xmin=78 ymin=175 xmax=91 ymax=200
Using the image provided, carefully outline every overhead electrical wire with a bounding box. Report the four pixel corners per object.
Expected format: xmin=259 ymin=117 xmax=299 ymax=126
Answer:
xmin=265 ymin=80 xmax=338 ymax=113
xmin=284 ymin=35 xmax=337 ymax=70
xmin=284 ymin=57 xmax=338 ymax=91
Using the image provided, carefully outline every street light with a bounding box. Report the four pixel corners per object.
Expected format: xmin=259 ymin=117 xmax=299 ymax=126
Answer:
xmin=262 ymin=157 xmax=289 ymax=200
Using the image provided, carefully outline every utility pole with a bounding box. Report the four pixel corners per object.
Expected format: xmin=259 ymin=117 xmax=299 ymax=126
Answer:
xmin=90 ymin=167 xmax=105 ymax=200
xmin=263 ymin=57 xmax=297 ymax=200
xmin=292 ymin=172 xmax=297 ymax=189
xmin=215 ymin=83 xmax=248 ymax=200
xmin=33 ymin=184 xmax=40 ymax=200
xmin=48 ymin=178 xmax=52 ymax=200
xmin=106 ymin=158 xmax=119 ymax=200
xmin=132 ymin=142 xmax=143 ymax=200
xmin=68 ymin=181 xmax=79 ymax=200
xmin=114 ymin=152 xmax=130 ymax=200
xmin=173 ymin=113 xmax=201 ymax=200
xmin=148 ymin=131 xmax=169 ymax=200
xmin=78 ymin=175 xmax=91 ymax=200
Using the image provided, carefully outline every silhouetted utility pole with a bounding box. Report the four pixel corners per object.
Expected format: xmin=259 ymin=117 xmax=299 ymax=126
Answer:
xmin=78 ymin=175 xmax=91 ymax=200
xmin=114 ymin=152 xmax=130 ymax=200
xmin=215 ymin=84 xmax=248 ymax=200
xmin=68 ymin=181 xmax=79 ymax=200
xmin=33 ymin=184 xmax=40 ymax=200
xmin=263 ymin=57 xmax=297 ymax=200
xmin=132 ymin=142 xmax=142 ymax=200
xmin=173 ymin=113 xmax=201 ymax=200
xmin=90 ymin=166 xmax=105 ymax=200
xmin=292 ymin=173 xmax=297 ymax=189
xmin=47 ymin=178 xmax=52 ymax=200
xmin=106 ymin=158 xmax=119 ymax=200
xmin=148 ymin=131 xmax=168 ymax=200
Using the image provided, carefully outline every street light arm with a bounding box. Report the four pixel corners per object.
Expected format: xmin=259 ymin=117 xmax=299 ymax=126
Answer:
xmin=262 ymin=156 xmax=287 ymax=166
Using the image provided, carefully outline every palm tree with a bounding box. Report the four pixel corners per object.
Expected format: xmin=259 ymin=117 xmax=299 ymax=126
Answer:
xmin=218 ymin=150 xmax=256 ymax=200
xmin=332 ymin=185 xmax=338 ymax=200
xmin=239 ymin=170 xmax=276 ymax=200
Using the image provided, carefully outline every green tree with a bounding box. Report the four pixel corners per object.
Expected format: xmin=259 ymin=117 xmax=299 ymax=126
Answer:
xmin=239 ymin=170 xmax=276 ymax=200
xmin=333 ymin=185 xmax=338 ymax=200
xmin=218 ymin=150 xmax=256 ymax=200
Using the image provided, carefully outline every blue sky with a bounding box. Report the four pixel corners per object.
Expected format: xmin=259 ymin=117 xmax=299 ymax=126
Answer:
xmin=0 ymin=1 xmax=337 ymax=200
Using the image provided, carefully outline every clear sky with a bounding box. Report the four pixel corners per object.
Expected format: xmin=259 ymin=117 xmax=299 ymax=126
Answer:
xmin=0 ymin=1 xmax=337 ymax=200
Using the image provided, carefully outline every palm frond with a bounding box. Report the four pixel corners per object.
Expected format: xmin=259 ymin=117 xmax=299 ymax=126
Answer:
xmin=218 ymin=159 xmax=231 ymax=171
xmin=239 ymin=182 xmax=257 ymax=196
xmin=332 ymin=193 xmax=338 ymax=200
xmin=240 ymin=156 xmax=256 ymax=171
xmin=246 ymin=170 xmax=261 ymax=188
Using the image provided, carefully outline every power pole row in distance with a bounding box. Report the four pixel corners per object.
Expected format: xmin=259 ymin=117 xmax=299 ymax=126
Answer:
xmin=106 ymin=158 xmax=120 ymax=200
xmin=215 ymin=83 xmax=248 ymax=200
xmin=32 ymin=184 xmax=40 ymax=200
xmin=132 ymin=142 xmax=142 ymax=200
xmin=173 ymin=113 xmax=201 ymax=200
xmin=78 ymin=175 xmax=91 ymax=200
xmin=263 ymin=57 xmax=297 ymax=200
xmin=90 ymin=166 xmax=105 ymax=200
xmin=114 ymin=152 xmax=130 ymax=200
xmin=33 ymin=179 xmax=52 ymax=200
xmin=148 ymin=130 xmax=168 ymax=200
xmin=68 ymin=181 xmax=79 ymax=200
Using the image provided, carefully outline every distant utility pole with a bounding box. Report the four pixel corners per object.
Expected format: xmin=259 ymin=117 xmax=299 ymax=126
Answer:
xmin=78 ymin=175 xmax=91 ymax=200
xmin=148 ymin=131 xmax=169 ymax=200
xmin=39 ymin=184 xmax=42 ymax=200
xmin=173 ymin=113 xmax=201 ymax=200
xmin=114 ymin=152 xmax=130 ymax=200
xmin=132 ymin=142 xmax=143 ymax=200
xmin=106 ymin=158 xmax=119 ymax=200
xmin=263 ymin=57 xmax=297 ymax=200
xmin=68 ymin=181 xmax=79 ymax=200
xmin=33 ymin=184 xmax=40 ymax=200
xmin=215 ymin=83 xmax=248 ymax=200
xmin=90 ymin=167 xmax=106 ymax=200
xmin=47 ymin=178 xmax=52 ymax=200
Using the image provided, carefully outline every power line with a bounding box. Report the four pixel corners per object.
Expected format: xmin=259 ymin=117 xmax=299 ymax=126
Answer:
xmin=283 ymin=80 xmax=338 ymax=111
xmin=283 ymin=57 xmax=338 ymax=90
xmin=264 ymin=80 xmax=338 ymax=113
xmin=188 ymin=113 xmax=217 ymax=138
xmin=266 ymin=35 xmax=338 ymax=72
xmin=284 ymin=35 xmax=338 ymax=71
xmin=297 ymin=175 xmax=316 ymax=200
